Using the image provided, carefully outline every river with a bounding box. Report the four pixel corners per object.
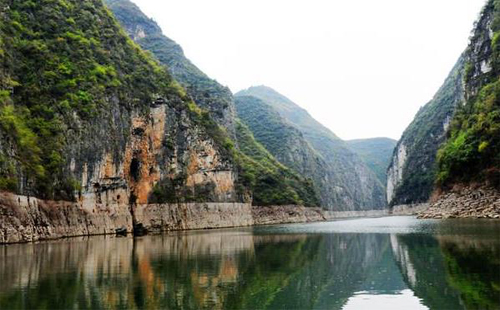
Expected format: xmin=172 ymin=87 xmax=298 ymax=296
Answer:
xmin=0 ymin=216 xmax=499 ymax=309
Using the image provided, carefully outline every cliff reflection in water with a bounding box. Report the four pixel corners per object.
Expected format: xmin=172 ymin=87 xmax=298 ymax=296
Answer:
xmin=0 ymin=219 xmax=499 ymax=310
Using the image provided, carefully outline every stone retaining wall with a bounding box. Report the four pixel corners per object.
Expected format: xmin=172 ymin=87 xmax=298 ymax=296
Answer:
xmin=0 ymin=191 xmax=395 ymax=244
xmin=418 ymin=186 xmax=500 ymax=219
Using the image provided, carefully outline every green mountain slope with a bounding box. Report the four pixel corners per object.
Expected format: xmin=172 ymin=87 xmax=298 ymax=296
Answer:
xmin=0 ymin=0 xmax=182 ymax=199
xmin=236 ymin=87 xmax=386 ymax=210
xmin=235 ymin=95 xmax=340 ymax=209
xmin=235 ymin=120 xmax=319 ymax=207
xmin=347 ymin=138 xmax=397 ymax=185
xmin=0 ymin=0 xmax=317 ymax=208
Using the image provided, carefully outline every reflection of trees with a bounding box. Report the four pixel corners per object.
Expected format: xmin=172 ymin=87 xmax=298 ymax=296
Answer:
xmin=391 ymin=234 xmax=465 ymax=310
xmin=392 ymin=233 xmax=500 ymax=310
xmin=224 ymin=233 xmax=398 ymax=310
xmin=3 ymin=228 xmax=497 ymax=310
xmin=438 ymin=236 xmax=500 ymax=310
xmin=0 ymin=232 xmax=396 ymax=310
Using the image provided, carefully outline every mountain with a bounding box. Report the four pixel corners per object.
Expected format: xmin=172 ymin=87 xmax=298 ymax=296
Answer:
xmin=235 ymin=95 xmax=335 ymax=209
xmin=386 ymin=57 xmax=465 ymax=206
xmin=347 ymin=138 xmax=397 ymax=186
xmin=104 ymin=0 xmax=236 ymax=135
xmin=236 ymin=86 xmax=387 ymax=210
xmin=104 ymin=0 xmax=319 ymax=207
xmin=390 ymin=0 xmax=500 ymax=213
xmin=0 ymin=0 xmax=320 ymax=212
xmin=436 ymin=0 xmax=500 ymax=190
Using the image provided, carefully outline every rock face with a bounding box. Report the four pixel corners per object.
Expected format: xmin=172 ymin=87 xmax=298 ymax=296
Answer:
xmin=419 ymin=186 xmax=500 ymax=219
xmin=389 ymin=0 xmax=500 ymax=210
xmin=417 ymin=0 xmax=500 ymax=216
xmin=0 ymin=0 xmax=244 ymax=206
xmin=105 ymin=0 xmax=319 ymax=208
xmin=386 ymin=57 xmax=465 ymax=206
xmin=236 ymin=86 xmax=387 ymax=211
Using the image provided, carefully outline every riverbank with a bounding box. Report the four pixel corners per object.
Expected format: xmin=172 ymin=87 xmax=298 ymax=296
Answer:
xmin=418 ymin=186 xmax=500 ymax=219
xmin=0 ymin=191 xmax=394 ymax=244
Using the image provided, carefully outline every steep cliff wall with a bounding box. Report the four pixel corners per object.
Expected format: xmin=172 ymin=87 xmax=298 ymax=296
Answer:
xmin=436 ymin=0 xmax=500 ymax=189
xmin=390 ymin=0 xmax=500 ymax=214
xmin=105 ymin=0 xmax=320 ymax=208
xmin=236 ymin=87 xmax=386 ymax=211
xmin=387 ymin=57 xmax=465 ymax=206
xmin=0 ymin=0 xmax=242 ymax=211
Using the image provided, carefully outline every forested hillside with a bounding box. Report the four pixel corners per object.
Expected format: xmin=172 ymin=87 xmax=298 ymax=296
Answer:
xmin=236 ymin=87 xmax=386 ymax=210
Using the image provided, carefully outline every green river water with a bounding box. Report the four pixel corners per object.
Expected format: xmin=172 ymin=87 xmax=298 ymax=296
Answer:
xmin=0 ymin=216 xmax=499 ymax=309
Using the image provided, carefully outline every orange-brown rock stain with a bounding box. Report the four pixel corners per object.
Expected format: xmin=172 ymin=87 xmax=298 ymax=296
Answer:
xmin=124 ymin=106 xmax=167 ymax=204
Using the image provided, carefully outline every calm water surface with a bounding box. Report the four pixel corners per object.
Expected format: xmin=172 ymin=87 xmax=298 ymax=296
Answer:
xmin=0 ymin=216 xmax=499 ymax=310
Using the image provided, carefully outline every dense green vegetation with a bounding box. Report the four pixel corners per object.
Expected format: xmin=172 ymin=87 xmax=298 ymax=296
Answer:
xmin=0 ymin=0 xmax=184 ymax=199
xmin=236 ymin=86 xmax=386 ymax=210
xmin=437 ymin=80 xmax=500 ymax=187
xmin=235 ymin=120 xmax=319 ymax=207
xmin=436 ymin=0 xmax=500 ymax=189
xmin=347 ymin=138 xmax=397 ymax=186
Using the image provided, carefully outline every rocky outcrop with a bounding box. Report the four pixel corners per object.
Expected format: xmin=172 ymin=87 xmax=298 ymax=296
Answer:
xmin=418 ymin=186 xmax=500 ymax=219
xmin=0 ymin=191 xmax=132 ymax=244
xmin=391 ymin=203 xmax=429 ymax=216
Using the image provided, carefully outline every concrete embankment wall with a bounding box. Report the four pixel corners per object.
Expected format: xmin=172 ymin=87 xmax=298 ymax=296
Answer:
xmin=1 ymin=191 xmax=398 ymax=244
xmin=391 ymin=204 xmax=429 ymax=216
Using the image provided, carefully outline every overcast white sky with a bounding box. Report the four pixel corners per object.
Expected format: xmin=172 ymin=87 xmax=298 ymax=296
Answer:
xmin=133 ymin=0 xmax=485 ymax=140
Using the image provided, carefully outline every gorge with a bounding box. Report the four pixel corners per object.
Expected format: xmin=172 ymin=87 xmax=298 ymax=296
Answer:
xmin=0 ymin=0 xmax=498 ymax=240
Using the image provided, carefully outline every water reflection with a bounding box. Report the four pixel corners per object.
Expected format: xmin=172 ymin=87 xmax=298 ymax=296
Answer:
xmin=0 ymin=217 xmax=498 ymax=310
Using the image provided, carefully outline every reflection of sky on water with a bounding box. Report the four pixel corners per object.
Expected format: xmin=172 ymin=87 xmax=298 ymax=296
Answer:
xmin=343 ymin=290 xmax=427 ymax=310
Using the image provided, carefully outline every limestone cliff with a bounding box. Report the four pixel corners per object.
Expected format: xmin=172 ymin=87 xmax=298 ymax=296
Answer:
xmin=386 ymin=57 xmax=465 ymax=206
xmin=105 ymin=0 xmax=319 ymax=208
xmin=0 ymin=0 xmax=243 ymax=208
xmin=389 ymin=0 xmax=500 ymax=211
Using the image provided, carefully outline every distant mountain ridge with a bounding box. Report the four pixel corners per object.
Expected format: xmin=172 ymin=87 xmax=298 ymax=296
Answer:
xmin=236 ymin=86 xmax=387 ymax=210
xmin=347 ymin=138 xmax=397 ymax=186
